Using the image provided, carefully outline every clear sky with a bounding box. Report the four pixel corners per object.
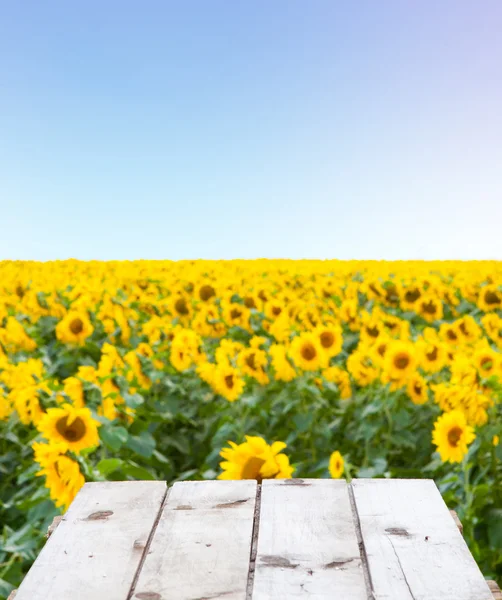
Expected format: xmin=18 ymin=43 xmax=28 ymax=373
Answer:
xmin=1 ymin=1 xmax=502 ymax=261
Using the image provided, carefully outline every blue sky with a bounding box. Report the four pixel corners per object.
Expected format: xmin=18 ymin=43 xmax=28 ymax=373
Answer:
xmin=1 ymin=1 xmax=502 ymax=260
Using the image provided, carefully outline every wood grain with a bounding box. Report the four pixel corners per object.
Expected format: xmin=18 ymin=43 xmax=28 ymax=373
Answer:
xmin=14 ymin=481 xmax=167 ymax=600
xmin=352 ymin=478 xmax=494 ymax=600
xmin=252 ymin=479 xmax=367 ymax=599
xmin=132 ymin=480 xmax=257 ymax=600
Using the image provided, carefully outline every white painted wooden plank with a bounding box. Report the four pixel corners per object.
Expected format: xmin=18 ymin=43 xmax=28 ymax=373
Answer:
xmin=252 ymin=479 xmax=367 ymax=599
xmin=15 ymin=481 xmax=167 ymax=600
xmin=132 ymin=480 xmax=257 ymax=600
xmin=352 ymin=479 xmax=494 ymax=600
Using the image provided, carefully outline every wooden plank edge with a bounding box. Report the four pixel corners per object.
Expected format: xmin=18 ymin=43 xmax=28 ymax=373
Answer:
xmin=488 ymin=580 xmax=502 ymax=600
xmin=46 ymin=515 xmax=64 ymax=538
xmin=449 ymin=509 xmax=463 ymax=534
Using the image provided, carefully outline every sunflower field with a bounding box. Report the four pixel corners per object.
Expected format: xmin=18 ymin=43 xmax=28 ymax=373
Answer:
xmin=0 ymin=259 xmax=501 ymax=596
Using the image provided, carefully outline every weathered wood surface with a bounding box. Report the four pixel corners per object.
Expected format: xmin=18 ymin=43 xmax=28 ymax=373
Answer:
xmin=14 ymin=481 xmax=167 ymax=600
xmin=252 ymin=479 xmax=368 ymax=599
xmin=131 ymin=480 xmax=257 ymax=600
xmin=13 ymin=478 xmax=500 ymax=599
xmin=352 ymin=479 xmax=493 ymax=600
xmin=488 ymin=580 xmax=502 ymax=600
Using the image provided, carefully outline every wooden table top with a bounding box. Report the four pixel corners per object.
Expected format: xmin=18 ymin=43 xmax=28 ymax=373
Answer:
xmin=13 ymin=478 xmax=495 ymax=600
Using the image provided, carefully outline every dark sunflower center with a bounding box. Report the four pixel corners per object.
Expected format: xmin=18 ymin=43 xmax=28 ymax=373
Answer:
xmin=485 ymin=290 xmax=501 ymax=305
xmin=377 ymin=343 xmax=387 ymax=357
xmin=404 ymin=288 xmax=421 ymax=303
xmin=394 ymin=353 xmax=410 ymax=369
xmin=56 ymin=416 xmax=87 ymax=442
xmin=199 ymin=285 xmax=216 ymax=301
xmin=245 ymin=353 xmax=257 ymax=370
xmin=241 ymin=456 xmax=267 ymax=482
xmin=70 ymin=318 xmax=84 ymax=335
xmin=459 ymin=322 xmax=468 ymax=336
xmin=446 ymin=329 xmax=458 ymax=341
xmin=224 ymin=375 xmax=234 ymax=389
xmin=422 ymin=300 xmax=437 ymax=315
xmin=244 ymin=297 xmax=256 ymax=309
xmin=368 ymin=284 xmax=381 ymax=298
xmin=480 ymin=357 xmax=493 ymax=371
xmin=301 ymin=343 xmax=317 ymax=361
xmin=447 ymin=426 xmax=463 ymax=447
xmin=426 ymin=347 xmax=438 ymax=361
xmin=366 ymin=326 xmax=380 ymax=338
xmin=137 ymin=279 xmax=149 ymax=290
xmin=272 ymin=306 xmax=282 ymax=316
xmin=16 ymin=285 xmax=25 ymax=298
xmin=413 ymin=382 xmax=422 ymax=394
xmin=175 ymin=298 xmax=189 ymax=315
xmin=230 ymin=308 xmax=242 ymax=320
xmin=320 ymin=331 xmax=335 ymax=348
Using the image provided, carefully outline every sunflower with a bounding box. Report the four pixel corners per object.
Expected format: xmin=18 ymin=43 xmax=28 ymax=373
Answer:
xmin=454 ymin=315 xmax=482 ymax=343
xmin=347 ymin=349 xmax=379 ymax=386
xmin=196 ymin=281 xmax=217 ymax=302
xmin=477 ymin=284 xmax=502 ymax=312
xmin=169 ymin=293 xmax=192 ymax=322
xmin=212 ymin=364 xmax=245 ymax=402
xmin=222 ymin=302 xmax=251 ymax=331
xmin=269 ymin=344 xmax=296 ymax=382
xmin=63 ymin=376 xmax=85 ymax=408
xmin=56 ymin=311 xmax=94 ymax=345
xmin=33 ymin=442 xmax=85 ymax=509
xmin=359 ymin=314 xmax=383 ymax=345
xmin=439 ymin=323 xmax=460 ymax=346
xmin=383 ymin=340 xmax=416 ymax=382
xmin=289 ymin=332 xmax=327 ymax=371
xmin=329 ymin=451 xmax=344 ymax=479
xmin=472 ymin=345 xmax=501 ymax=378
xmin=481 ymin=314 xmax=502 ymax=348
xmin=432 ymin=410 xmax=475 ymax=463
xmin=125 ymin=349 xmax=152 ymax=389
xmin=37 ymin=404 xmax=100 ymax=453
xmin=406 ymin=374 xmax=428 ymax=405
xmin=322 ymin=366 xmax=352 ymax=398
xmin=2 ymin=317 xmax=37 ymax=352
xmin=339 ymin=299 xmax=359 ymax=331
xmin=314 ymin=323 xmax=343 ymax=358
xmin=400 ymin=284 xmax=423 ymax=311
xmin=417 ymin=338 xmax=448 ymax=373
xmin=218 ymin=435 xmax=294 ymax=481
xmin=10 ymin=386 xmax=44 ymax=425
xmin=264 ymin=297 xmax=286 ymax=321
xmin=237 ymin=347 xmax=269 ymax=385
xmin=0 ymin=389 xmax=12 ymax=421
xmin=417 ymin=295 xmax=443 ymax=323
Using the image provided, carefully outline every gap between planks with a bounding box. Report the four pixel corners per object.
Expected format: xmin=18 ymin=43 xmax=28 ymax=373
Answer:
xmin=245 ymin=483 xmax=262 ymax=600
xmin=127 ymin=485 xmax=171 ymax=600
xmin=347 ymin=482 xmax=375 ymax=600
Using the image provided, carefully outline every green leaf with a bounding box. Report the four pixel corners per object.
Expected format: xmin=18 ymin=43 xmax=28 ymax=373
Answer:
xmin=487 ymin=509 xmax=502 ymax=549
xmin=97 ymin=458 xmax=124 ymax=476
xmin=0 ymin=578 xmax=15 ymax=597
xmin=122 ymin=464 xmax=156 ymax=480
xmin=126 ymin=431 xmax=156 ymax=458
xmin=100 ymin=425 xmax=129 ymax=451
xmin=123 ymin=392 xmax=144 ymax=409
